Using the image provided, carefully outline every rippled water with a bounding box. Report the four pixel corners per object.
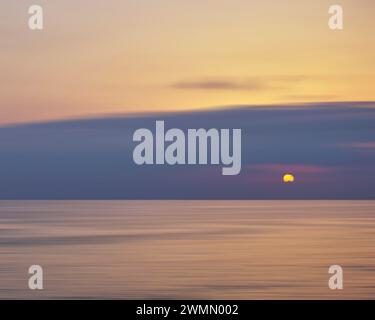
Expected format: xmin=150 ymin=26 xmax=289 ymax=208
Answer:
xmin=0 ymin=200 xmax=374 ymax=299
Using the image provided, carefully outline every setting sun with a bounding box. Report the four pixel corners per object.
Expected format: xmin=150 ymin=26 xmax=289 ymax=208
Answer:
xmin=283 ymin=174 xmax=295 ymax=183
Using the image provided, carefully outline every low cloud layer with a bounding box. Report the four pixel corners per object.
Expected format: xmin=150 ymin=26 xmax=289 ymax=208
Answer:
xmin=0 ymin=102 xmax=374 ymax=199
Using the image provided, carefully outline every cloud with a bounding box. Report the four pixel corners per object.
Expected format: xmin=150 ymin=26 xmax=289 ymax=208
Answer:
xmin=249 ymin=164 xmax=336 ymax=174
xmin=338 ymin=142 xmax=375 ymax=149
xmin=170 ymin=75 xmax=306 ymax=92
xmin=171 ymin=79 xmax=265 ymax=91
xmin=1 ymin=102 xmax=375 ymax=199
xmin=284 ymin=95 xmax=340 ymax=101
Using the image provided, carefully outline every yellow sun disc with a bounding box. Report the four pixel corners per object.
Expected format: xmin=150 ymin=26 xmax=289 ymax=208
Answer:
xmin=283 ymin=174 xmax=295 ymax=183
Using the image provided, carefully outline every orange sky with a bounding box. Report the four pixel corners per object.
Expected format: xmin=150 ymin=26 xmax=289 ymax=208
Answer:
xmin=1 ymin=0 xmax=375 ymax=124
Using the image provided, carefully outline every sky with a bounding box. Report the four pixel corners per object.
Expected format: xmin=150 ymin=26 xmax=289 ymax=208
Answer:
xmin=1 ymin=0 xmax=375 ymax=125
xmin=1 ymin=1 xmax=375 ymax=199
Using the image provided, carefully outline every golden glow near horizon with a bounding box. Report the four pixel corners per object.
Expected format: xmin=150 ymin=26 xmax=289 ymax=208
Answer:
xmin=1 ymin=0 xmax=375 ymax=124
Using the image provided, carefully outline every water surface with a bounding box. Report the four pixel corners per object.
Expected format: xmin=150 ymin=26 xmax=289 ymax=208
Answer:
xmin=0 ymin=200 xmax=374 ymax=299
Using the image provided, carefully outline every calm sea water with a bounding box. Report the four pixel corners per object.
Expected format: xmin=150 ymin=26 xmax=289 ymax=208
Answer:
xmin=0 ymin=200 xmax=374 ymax=299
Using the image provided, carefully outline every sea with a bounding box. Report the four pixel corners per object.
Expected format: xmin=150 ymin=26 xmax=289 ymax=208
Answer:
xmin=0 ymin=200 xmax=374 ymax=299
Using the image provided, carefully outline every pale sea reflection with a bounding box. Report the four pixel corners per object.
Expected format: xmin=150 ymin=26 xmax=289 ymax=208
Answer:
xmin=0 ymin=201 xmax=375 ymax=299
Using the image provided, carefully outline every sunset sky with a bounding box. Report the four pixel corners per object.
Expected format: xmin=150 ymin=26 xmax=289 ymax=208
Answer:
xmin=1 ymin=0 xmax=375 ymax=125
